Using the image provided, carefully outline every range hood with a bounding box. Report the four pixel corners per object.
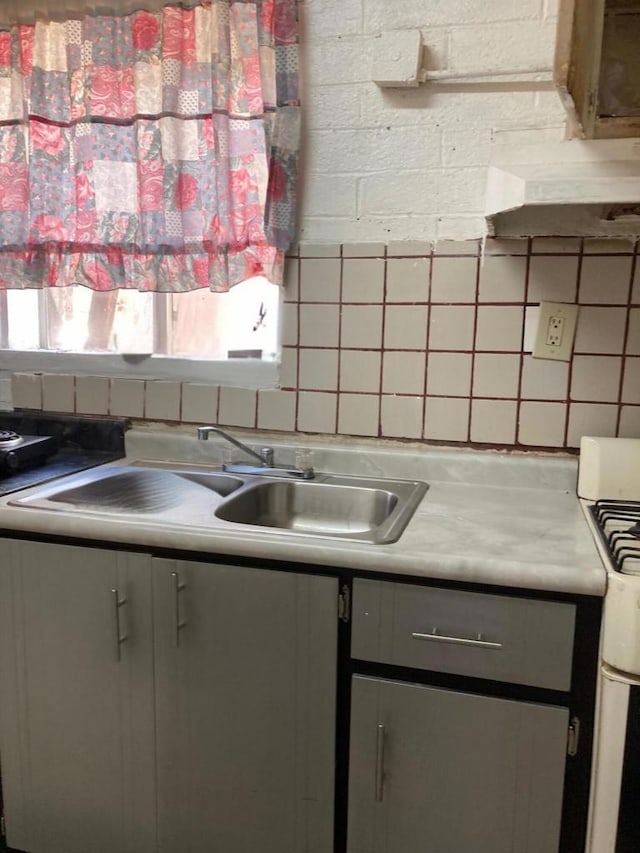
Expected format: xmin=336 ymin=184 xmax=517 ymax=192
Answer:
xmin=486 ymin=139 xmax=640 ymax=238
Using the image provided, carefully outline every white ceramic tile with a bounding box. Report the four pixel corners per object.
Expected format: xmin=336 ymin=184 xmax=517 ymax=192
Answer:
xmin=574 ymin=307 xmax=627 ymax=354
xmin=478 ymin=256 xmax=527 ymax=303
xmin=619 ymin=406 xmax=640 ymax=438
xmin=520 ymin=356 xmax=569 ymax=401
xmin=181 ymin=383 xmax=219 ymax=424
xmin=76 ymin=376 xmax=109 ymax=415
xmin=337 ymin=394 xmax=379 ymax=437
xmin=382 ymin=351 xmax=426 ymax=395
xmin=145 ymin=380 xmax=181 ymax=421
xmin=257 ymin=390 xmax=297 ymax=431
xmin=622 ymin=358 xmax=640 ymax=404
xmin=584 ymin=238 xmax=635 ymax=254
xmin=424 ymin=397 xmax=469 ymax=442
xmin=283 ymin=258 xmax=299 ymax=300
xmin=567 ymin=403 xmax=618 ymax=447
xmin=384 ymin=305 xmax=428 ymax=350
xmin=109 ymin=378 xmax=145 ymax=418
xmin=531 ymin=238 xmax=582 ymax=254
xmin=387 ymin=241 xmax=432 ymax=257
xmin=380 ymin=396 xmax=423 ymax=439
xmin=218 ymin=387 xmax=257 ymax=427
xmin=11 ymin=373 xmax=42 ymax=410
xmin=279 ymin=347 xmax=298 ymax=389
xmin=340 ymin=305 xmax=383 ymax=349
xmin=570 ymin=356 xmax=622 ymax=403
xmin=518 ymin=402 xmax=567 ymax=447
xmin=385 ymin=258 xmax=430 ymax=302
xmin=342 ymin=243 xmax=386 ymax=258
xmin=297 ymin=391 xmax=337 ymax=434
xmin=299 ymin=304 xmax=340 ymax=348
xmin=475 ymin=306 xmax=523 ymax=352
xmin=42 ymin=374 xmax=75 ymax=413
xmin=430 ymin=257 xmax=477 ymax=303
xmin=298 ymin=349 xmax=339 ymax=391
xmin=299 ymin=259 xmax=341 ymax=302
xmin=340 ymin=350 xmax=381 ymax=393
xmin=281 ymin=302 xmax=298 ymax=347
xmin=299 ymin=243 xmax=341 ymax=258
xmin=429 ymin=305 xmax=475 ymax=350
xmin=483 ymin=238 xmax=528 ymax=255
xmin=633 ymin=264 xmax=640 ymax=304
xmin=472 ymin=354 xmax=520 ymax=398
xmin=528 ymin=256 xmax=579 ymax=304
xmin=342 ymin=259 xmax=385 ymax=303
xmin=627 ymin=308 xmax=640 ymax=355
xmin=426 ymin=352 xmax=473 ymax=396
xmin=579 ymin=256 xmax=632 ymax=304
xmin=433 ymin=240 xmax=479 ymax=256
xmin=470 ymin=399 xmax=518 ymax=444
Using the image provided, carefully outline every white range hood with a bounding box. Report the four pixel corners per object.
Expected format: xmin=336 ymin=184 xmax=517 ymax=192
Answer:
xmin=486 ymin=139 xmax=640 ymax=237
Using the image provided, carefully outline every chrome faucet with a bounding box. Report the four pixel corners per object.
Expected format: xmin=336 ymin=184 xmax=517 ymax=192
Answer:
xmin=197 ymin=426 xmax=274 ymax=466
xmin=196 ymin=426 xmax=314 ymax=479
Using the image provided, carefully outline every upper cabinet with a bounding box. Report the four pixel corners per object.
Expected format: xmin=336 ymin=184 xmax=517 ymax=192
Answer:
xmin=556 ymin=0 xmax=640 ymax=138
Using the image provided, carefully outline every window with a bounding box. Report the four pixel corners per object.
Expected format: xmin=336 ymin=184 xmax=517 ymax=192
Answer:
xmin=0 ymin=278 xmax=281 ymax=385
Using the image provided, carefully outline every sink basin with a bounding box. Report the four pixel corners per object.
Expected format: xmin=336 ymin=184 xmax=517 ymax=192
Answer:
xmin=12 ymin=467 xmax=243 ymax=515
xmin=10 ymin=462 xmax=427 ymax=544
xmin=215 ymin=476 xmax=427 ymax=543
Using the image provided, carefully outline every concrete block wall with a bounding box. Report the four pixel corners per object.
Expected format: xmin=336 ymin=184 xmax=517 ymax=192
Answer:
xmin=298 ymin=0 xmax=566 ymax=244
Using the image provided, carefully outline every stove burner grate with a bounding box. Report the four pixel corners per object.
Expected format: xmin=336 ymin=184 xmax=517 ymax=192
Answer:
xmin=591 ymin=500 xmax=640 ymax=574
xmin=0 ymin=430 xmax=22 ymax=446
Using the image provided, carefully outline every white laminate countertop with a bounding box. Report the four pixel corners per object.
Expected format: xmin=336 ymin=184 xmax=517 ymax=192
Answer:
xmin=0 ymin=425 xmax=607 ymax=598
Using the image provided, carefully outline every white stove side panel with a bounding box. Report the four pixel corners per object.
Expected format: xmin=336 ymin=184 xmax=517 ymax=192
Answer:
xmin=586 ymin=671 xmax=630 ymax=853
xmin=602 ymin=573 xmax=640 ymax=674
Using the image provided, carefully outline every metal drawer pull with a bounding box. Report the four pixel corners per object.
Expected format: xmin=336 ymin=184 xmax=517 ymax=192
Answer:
xmin=111 ymin=588 xmax=128 ymax=662
xmin=411 ymin=628 xmax=503 ymax=650
xmin=171 ymin=571 xmax=187 ymax=648
xmin=374 ymin=723 xmax=385 ymax=803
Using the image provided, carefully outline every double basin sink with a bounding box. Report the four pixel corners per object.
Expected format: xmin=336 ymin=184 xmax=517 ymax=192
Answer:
xmin=10 ymin=461 xmax=428 ymax=545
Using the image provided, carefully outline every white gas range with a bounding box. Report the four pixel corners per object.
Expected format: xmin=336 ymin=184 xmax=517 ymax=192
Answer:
xmin=579 ymin=437 xmax=640 ymax=853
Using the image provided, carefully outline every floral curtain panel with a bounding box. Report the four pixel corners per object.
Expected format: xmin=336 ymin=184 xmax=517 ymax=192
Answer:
xmin=0 ymin=0 xmax=299 ymax=291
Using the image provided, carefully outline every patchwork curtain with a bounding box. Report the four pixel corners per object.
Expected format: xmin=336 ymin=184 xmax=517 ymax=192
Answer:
xmin=0 ymin=0 xmax=299 ymax=291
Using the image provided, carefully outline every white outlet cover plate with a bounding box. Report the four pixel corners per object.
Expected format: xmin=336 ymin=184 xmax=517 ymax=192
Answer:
xmin=532 ymin=301 xmax=579 ymax=361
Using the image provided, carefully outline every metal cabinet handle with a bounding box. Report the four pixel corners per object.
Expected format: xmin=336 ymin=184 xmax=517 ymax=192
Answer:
xmin=111 ymin=588 xmax=128 ymax=662
xmin=171 ymin=571 xmax=187 ymax=647
xmin=374 ymin=723 xmax=385 ymax=803
xmin=411 ymin=628 xmax=503 ymax=650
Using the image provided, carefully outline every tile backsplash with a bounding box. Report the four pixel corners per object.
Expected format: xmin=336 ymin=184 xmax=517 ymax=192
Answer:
xmin=10 ymin=237 xmax=640 ymax=451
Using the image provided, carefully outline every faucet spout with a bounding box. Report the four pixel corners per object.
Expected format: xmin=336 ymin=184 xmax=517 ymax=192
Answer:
xmin=196 ymin=426 xmax=273 ymax=467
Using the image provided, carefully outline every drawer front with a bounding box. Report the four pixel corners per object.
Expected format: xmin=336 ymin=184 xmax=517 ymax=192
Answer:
xmin=351 ymin=579 xmax=576 ymax=691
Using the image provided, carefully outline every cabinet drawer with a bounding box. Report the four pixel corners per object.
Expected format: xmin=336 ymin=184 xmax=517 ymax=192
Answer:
xmin=351 ymin=579 xmax=576 ymax=691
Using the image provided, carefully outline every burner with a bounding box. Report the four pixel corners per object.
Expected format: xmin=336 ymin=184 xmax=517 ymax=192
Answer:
xmin=0 ymin=430 xmax=22 ymax=447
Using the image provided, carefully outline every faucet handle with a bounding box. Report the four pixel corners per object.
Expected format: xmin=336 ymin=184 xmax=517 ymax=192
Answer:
xmin=260 ymin=447 xmax=274 ymax=466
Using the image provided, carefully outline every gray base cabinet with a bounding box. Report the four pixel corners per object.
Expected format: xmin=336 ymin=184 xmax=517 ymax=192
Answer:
xmin=348 ymin=676 xmax=569 ymax=853
xmin=0 ymin=540 xmax=338 ymax=853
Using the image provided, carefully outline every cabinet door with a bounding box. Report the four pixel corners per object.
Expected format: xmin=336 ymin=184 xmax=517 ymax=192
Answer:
xmin=348 ymin=676 xmax=569 ymax=853
xmin=0 ymin=539 xmax=155 ymax=853
xmin=153 ymin=559 xmax=338 ymax=853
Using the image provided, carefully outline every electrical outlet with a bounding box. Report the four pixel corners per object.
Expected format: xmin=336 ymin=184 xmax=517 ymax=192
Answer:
xmin=532 ymin=302 xmax=579 ymax=361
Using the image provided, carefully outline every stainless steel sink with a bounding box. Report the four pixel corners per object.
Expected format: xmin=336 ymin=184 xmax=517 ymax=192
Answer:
xmin=10 ymin=463 xmax=428 ymax=544
xmin=215 ymin=477 xmax=425 ymax=543
xmin=11 ymin=466 xmax=244 ymax=515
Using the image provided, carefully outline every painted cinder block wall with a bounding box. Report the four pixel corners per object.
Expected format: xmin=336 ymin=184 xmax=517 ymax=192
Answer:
xmin=6 ymin=0 xmax=640 ymax=449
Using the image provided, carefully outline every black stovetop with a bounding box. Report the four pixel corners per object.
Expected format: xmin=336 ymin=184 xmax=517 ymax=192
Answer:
xmin=0 ymin=412 xmax=127 ymax=497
